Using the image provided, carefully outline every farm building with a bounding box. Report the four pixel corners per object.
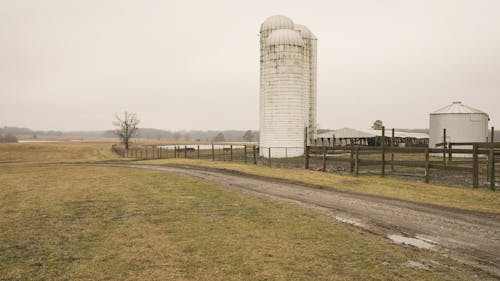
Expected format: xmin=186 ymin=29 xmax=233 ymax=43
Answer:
xmin=429 ymin=101 xmax=490 ymax=148
xmin=316 ymin=128 xmax=429 ymax=147
xmin=259 ymin=15 xmax=317 ymax=158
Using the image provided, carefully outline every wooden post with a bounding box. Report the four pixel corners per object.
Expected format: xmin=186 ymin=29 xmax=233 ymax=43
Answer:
xmin=490 ymin=127 xmax=495 ymax=190
xmin=268 ymin=148 xmax=271 ymax=167
xmin=230 ymin=145 xmax=233 ymax=162
xmin=305 ymin=145 xmax=309 ymax=169
xmin=244 ymin=145 xmax=247 ymax=163
xmin=322 ymin=144 xmax=327 ymax=172
xmin=424 ymin=148 xmax=430 ymax=183
xmin=443 ymin=128 xmax=447 ymax=167
xmin=166 ymin=147 xmax=168 ymax=159
xmin=211 ymin=144 xmax=215 ymax=161
xmin=473 ymin=144 xmax=479 ymax=188
xmin=197 ymin=145 xmax=200 ymax=159
xmin=354 ymin=147 xmax=359 ymax=176
xmin=381 ymin=127 xmax=386 ymax=177
xmin=253 ymin=145 xmax=257 ymax=165
xmin=391 ymin=128 xmax=395 ymax=172
xmin=304 ymin=127 xmax=308 ymax=156
xmin=184 ymin=145 xmax=187 ymax=158
xmin=350 ymin=148 xmax=354 ymax=173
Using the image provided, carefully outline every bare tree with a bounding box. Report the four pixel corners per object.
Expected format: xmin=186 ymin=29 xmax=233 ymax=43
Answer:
xmin=113 ymin=111 xmax=140 ymax=150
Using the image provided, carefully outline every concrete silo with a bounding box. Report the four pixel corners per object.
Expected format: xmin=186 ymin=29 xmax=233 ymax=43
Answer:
xmin=260 ymin=28 xmax=306 ymax=157
xmin=259 ymin=15 xmax=317 ymax=158
xmin=429 ymin=101 xmax=490 ymax=148
xmin=295 ymin=24 xmax=318 ymax=143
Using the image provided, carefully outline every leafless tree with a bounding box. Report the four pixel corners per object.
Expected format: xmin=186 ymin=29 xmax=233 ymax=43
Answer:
xmin=113 ymin=111 xmax=140 ymax=150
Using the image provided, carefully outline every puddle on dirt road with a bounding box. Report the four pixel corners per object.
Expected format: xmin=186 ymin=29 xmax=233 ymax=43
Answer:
xmin=335 ymin=216 xmax=365 ymax=228
xmin=388 ymin=234 xmax=435 ymax=250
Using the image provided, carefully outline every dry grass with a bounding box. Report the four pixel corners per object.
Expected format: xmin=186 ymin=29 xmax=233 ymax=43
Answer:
xmin=0 ymin=165 xmax=495 ymax=280
xmin=0 ymin=142 xmax=120 ymax=164
xmin=138 ymin=159 xmax=500 ymax=214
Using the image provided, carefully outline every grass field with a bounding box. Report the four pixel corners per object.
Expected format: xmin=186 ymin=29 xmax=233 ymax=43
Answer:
xmin=1 ymin=142 xmax=499 ymax=279
xmin=0 ymin=165 xmax=495 ymax=280
xmin=0 ymin=142 xmax=119 ymax=164
xmin=138 ymin=159 xmax=500 ymax=214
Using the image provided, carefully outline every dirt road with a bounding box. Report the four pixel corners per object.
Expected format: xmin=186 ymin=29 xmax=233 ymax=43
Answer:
xmin=107 ymin=164 xmax=500 ymax=276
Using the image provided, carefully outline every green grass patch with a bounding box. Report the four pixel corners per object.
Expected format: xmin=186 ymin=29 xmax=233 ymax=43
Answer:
xmin=137 ymin=159 xmax=500 ymax=214
xmin=0 ymin=165 xmax=495 ymax=280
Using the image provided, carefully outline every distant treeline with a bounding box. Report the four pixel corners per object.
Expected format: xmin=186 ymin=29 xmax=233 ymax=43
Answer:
xmin=0 ymin=126 xmax=260 ymax=142
xmin=2 ymin=126 xmax=498 ymax=142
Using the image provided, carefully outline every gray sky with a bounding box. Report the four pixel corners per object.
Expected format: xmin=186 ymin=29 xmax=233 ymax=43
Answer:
xmin=1 ymin=0 xmax=499 ymax=131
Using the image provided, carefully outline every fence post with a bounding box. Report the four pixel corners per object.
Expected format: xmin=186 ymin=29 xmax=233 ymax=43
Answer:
xmin=244 ymin=145 xmax=247 ymax=163
xmin=197 ymin=145 xmax=200 ymax=159
xmin=350 ymin=148 xmax=354 ymax=173
xmin=304 ymin=145 xmax=309 ymax=169
xmin=490 ymin=127 xmax=495 ymax=190
xmin=354 ymin=147 xmax=359 ymax=175
xmin=268 ymin=148 xmax=271 ymax=167
xmin=381 ymin=127 xmax=386 ymax=177
xmin=253 ymin=145 xmax=257 ymax=165
xmin=145 ymin=147 xmax=148 ymax=159
xmin=443 ymin=128 xmax=447 ymax=167
xmin=449 ymin=143 xmax=453 ymax=161
xmin=391 ymin=128 xmax=395 ymax=172
xmin=322 ymin=144 xmax=327 ymax=172
xmin=212 ymin=144 xmax=215 ymax=161
xmin=184 ymin=145 xmax=187 ymax=158
xmin=230 ymin=145 xmax=233 ymax=162
xmin=473 ymin=144 xmax=479 ymax=188
xmin=425 ymin=148 xmax=430 ymax=183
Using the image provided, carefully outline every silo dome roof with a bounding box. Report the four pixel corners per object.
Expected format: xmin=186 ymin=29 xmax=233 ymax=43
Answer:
xmin=431 ymin=101 xmax=488 ymax=116
xmin=266 ymin=29 xmax=304 ymax=47
xmin=295 ymin=24 xmax=317 ymax=39
xmin=261 ymin=15 xmax=295 ymax=32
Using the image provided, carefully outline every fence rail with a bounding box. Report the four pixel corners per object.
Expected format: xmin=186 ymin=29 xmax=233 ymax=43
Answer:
xmin=306 ymin=144 xmax=498 ymax=189
xmin=111 ymin=141 xmax=498 ymax=190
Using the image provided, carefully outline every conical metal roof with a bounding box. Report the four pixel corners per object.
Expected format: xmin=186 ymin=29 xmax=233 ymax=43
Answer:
xmin=431 ymin=101 xmax=488 ymax=116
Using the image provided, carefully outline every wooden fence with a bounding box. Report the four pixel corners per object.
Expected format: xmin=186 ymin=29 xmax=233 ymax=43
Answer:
xmin=306 ymin=144 xmax=498 ymax=189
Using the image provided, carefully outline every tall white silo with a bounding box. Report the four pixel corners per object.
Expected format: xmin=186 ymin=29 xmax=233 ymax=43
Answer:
xmin=429 ymin=101 xmax=490 ymax=148
xmin=295 ymin=24 xmax=317 ymax=144
xmin=259 ymin=15 xmax=296 ymax=154
xmin=260 ymin=29 xmax=306 ymax=157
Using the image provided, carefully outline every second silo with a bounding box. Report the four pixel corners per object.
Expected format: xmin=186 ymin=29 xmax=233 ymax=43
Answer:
xmin=429 ymin=101 xmax=490 ymax=148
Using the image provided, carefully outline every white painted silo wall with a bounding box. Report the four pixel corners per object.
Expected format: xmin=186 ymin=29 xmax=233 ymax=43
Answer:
xmin=309 ymin=38 xmax=317 ymax=143
xmin=260 ymin=43 xmax=306 ymax=157
xmin=429 ymin=113 xmax=489 ymax=148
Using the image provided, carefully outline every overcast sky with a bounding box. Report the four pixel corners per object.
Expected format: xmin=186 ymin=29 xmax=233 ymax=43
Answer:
xmin=1 ymin=0 xmax=499 ymax=131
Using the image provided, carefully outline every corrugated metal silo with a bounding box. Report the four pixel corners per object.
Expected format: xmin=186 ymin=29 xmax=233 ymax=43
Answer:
xmin=429 ymin=101 xmax=490 ymax=148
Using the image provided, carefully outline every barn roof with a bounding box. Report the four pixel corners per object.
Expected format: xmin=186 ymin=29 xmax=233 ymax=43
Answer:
xmin=316 ymin=128 xmax=429 ymax=139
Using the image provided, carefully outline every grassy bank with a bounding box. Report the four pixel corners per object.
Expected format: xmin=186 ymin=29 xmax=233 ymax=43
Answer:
xmin=138 ymin=159 xmax=500 ymax=214
xmin=0 ymin=165 xmax=494 ymax=280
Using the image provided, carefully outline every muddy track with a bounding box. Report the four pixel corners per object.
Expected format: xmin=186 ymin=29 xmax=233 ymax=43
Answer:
xmin=62 ymin=163 xmax=500 ymax=276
